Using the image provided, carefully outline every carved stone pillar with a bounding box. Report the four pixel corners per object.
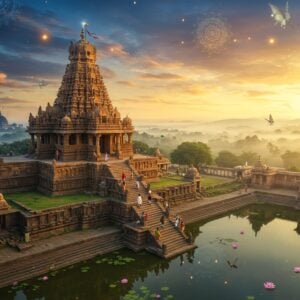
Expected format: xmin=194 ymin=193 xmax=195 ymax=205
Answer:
xmin=30 ymin=134 xmax=35 ymax=153
xmin=117 ymin=134 xmax=122 ymax=159
xmin=96 ymin=134 xmax=101 ymax=155
xmin=88 ymin=134 xmax=93 ymax=146
xmin=128 ymin=133 xmax=133 ymax=144
xmin=63 ymin=134 xmax=69 ymax=146
xmin=36 ymin=134 xmax=41 ymax=156
xmin=109 ymin=135 xmax=113 ymax=154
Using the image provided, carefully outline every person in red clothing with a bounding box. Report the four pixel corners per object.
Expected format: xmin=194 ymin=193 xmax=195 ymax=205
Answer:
xmin=122 ymin=172 xmax=126 ymax=182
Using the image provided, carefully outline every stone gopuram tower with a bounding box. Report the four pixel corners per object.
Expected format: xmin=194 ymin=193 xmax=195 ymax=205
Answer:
xmin=28 ymin=29 xmax=134 ymax=162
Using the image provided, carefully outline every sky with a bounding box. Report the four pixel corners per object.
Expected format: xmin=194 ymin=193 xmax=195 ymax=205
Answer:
xmin=1 ymin=0 xmax=300 ymax=124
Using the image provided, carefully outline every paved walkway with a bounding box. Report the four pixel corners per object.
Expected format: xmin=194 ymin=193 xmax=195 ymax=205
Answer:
xmin=173 ymin=188 xmax=298 ymax=216
xmin=0 ymin=226 xmax=120 ymax=264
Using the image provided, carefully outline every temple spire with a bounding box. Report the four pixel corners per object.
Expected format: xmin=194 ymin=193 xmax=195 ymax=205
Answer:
xmin=80 ymin=28 xmax=85 ymax=41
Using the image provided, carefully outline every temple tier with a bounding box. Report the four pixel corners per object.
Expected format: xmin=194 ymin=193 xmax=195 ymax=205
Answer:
xmin=28 ymin=29 xmax=134 ymax=162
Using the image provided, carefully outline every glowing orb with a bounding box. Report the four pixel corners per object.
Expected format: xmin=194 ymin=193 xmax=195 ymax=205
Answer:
xmin=41 ymin=33 xmax=49 ymax=41
xmin=268 ymin=37 xmax=276 ymax=45
xmin=181 ymin=40 xmax=185 ymax=45
xmin=196 ymin=14 xmax=232 ymax=54
xmin=182 ymin=18 xmax=185 ymax=22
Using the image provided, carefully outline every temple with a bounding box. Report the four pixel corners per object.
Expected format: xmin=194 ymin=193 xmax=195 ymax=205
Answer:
xmin=28 ymin=28 xmax=134 ymax=162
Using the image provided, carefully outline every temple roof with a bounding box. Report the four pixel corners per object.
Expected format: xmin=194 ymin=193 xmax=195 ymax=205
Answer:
xmin=28 ymin=29 xmax=134 ymax=134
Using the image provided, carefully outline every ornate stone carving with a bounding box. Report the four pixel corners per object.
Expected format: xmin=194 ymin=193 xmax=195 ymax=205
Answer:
xmin=0 ymin=193 xmax=10 ymax=210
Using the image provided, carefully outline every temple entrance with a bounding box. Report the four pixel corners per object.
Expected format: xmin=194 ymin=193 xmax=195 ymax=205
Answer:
xmin=100 ymin=135 xmax=111 ymax=154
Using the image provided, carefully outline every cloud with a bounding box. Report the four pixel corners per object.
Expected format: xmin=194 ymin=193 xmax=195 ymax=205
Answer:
xmin=101 ymin=67 xmax=116 ymax=79
xmin=0 ymin=53 xmax=64 ymax=79
xmin=246 ymin=90 xmax=275 ymax=98
xmin=117 ymin=80 xmax=136 ymax=86
xmin=0 ymin=97 xmax=33 ymax=105
xmin=139 ymin=72 xmax=184 ymax=80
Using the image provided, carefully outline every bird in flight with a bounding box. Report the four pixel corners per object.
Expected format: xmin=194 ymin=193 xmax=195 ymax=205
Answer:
xmin=227 ymin=258 xmax=238 ymax=269
xmin=265 ymin=114 xmax=274 ymax=126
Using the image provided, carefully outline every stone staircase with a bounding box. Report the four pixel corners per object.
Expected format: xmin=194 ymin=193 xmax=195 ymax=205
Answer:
xmin=177 ymin=194 xmax=256 ymax=224
xmin=106 ymin=161 xmax=196 ymax=258
xmin=0 ymin=228 xmax=123 ymax=288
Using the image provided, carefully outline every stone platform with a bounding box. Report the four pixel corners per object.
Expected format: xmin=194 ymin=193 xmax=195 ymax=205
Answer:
xmin=0 ymin=226 xmax=123 ymax=288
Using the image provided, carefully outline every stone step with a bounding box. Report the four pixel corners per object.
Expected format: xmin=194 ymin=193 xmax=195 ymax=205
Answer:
xmin=0 ymin=233 xmax=123 ymax=279
xmin=0 ymin=233 xmax=123 ymax=288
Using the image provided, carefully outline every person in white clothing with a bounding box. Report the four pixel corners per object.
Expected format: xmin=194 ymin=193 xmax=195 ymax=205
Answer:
xmin=136 ymin=180 xmax=140 ymax=190
xmin=137 ymin=193 xmax=143 ymax=207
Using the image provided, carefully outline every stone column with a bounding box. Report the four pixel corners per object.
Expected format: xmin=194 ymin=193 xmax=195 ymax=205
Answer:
xmin=116 ymin=134 xmax=122 ymax=158
xmin=109 ymin=135 xmax=113 ymax=154
xmin=96 ymin=134 xmax=101 ymax=155
xmin=128 ymin=133 xmax=133 ymax=144
xmin=88 ymin=134 xmax=93 ymax=146
xmin=30 ymin=134 xmax=35 ymax=153
xmin=36 ymin=134 xmax=41 ymax=156
xmin=63 ymin=134 xmax=69 ymax=146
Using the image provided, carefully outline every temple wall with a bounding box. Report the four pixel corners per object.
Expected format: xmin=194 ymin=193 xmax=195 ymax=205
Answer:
xmin=154 ymin=182 xmax=198 ymax=205
xmin=19 ymin=200 xmax=111 ymax=241
xmin=251 ymin=171 xmax=300 ymax=190
xmin=8 ymin=199 xmax=135 ymax=241
xmin=201 ymin=165 xmax=252 ymax=179
xmin=0 ymin=160 xmax=39 ymax=193
xmin=129 ymin=157 xmax=158 ymax=179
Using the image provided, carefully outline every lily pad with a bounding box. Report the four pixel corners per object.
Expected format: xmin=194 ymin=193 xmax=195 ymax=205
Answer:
xmin=109 ymin=284 xmax=117 ymax=288
xmin=161 ymin=287 xmax=169 ymax=291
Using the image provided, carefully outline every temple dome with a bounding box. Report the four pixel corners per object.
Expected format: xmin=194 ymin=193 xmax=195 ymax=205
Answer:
xmin=0 ymin=111 xmax=8 ymax=129
xmin=122 ymin=116 xmax=132 ymax=126
xmin=61 ymin=115 xmax=72 ymax=124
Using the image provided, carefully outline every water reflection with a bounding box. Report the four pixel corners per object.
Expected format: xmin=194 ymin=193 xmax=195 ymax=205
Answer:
xmin=1 ymin=203 xmax=300 ymax=300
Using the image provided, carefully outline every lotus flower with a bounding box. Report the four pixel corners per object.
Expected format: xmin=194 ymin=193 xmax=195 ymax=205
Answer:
xmin=42 ymin=276 xmax=48 ymax=281
xmin=232 ymin=243 xmax=238 ymax=249
xmin=264 ymin=281 xmax=276 ymax=290
xmin=155 ymin=294 xmax=161 ymax=299
xmin=121 ymin=278 xmax=128 ymax=284
xmin=294 ymin=267 xmax=300 ymax=273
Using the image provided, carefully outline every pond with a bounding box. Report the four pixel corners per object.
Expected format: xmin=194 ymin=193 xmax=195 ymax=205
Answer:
xmin=1 ymin=204 xmax=300 ymax=300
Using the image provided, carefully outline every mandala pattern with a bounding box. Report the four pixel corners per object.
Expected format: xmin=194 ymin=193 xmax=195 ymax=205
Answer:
xmin=196 ymin=15 xmax=231 ymax=54
xmin=0 ymin=0 xmax=18 ymax=26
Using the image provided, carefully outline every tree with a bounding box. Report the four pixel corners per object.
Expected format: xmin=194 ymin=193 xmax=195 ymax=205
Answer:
xmin=170 ymin=142 xmax=212 ymax=166
xmin=0 ymin=139 xmax=30 ymax=156
xmin=238 ymin=151 xmax=259 ymax=166
xmin=281 ymin=151 xmax=300 ymax=169
xmin=215 ymin=151 xmax=241 ymax=168
xmin=133 ymin=140 xmax=150 ymax=154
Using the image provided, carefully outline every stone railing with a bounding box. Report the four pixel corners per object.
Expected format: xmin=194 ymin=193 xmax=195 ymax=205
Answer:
xmin=153 ymin=182 xmax=197 ymax=205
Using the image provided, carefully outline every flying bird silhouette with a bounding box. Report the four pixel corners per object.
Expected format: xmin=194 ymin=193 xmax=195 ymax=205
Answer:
xmin=265 ymin=114 xmax=274 ymax=126
xmin=227 ymin=258 xmax=238 ymax=269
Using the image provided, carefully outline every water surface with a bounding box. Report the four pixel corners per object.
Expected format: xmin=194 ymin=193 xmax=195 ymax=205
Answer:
xmin=1 ymin=204 xmax=300 ymax=300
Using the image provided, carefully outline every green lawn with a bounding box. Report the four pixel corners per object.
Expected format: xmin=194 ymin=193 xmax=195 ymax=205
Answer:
xmin=201 ymin=175 xmax=230 ymax=188
xmin=150 ymin=176 xmax=186 ymax=190
xmin=5 ymin=192 xmax=104 ymax=211
xmin=204 ymin=182 xmax=243 ymax=197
